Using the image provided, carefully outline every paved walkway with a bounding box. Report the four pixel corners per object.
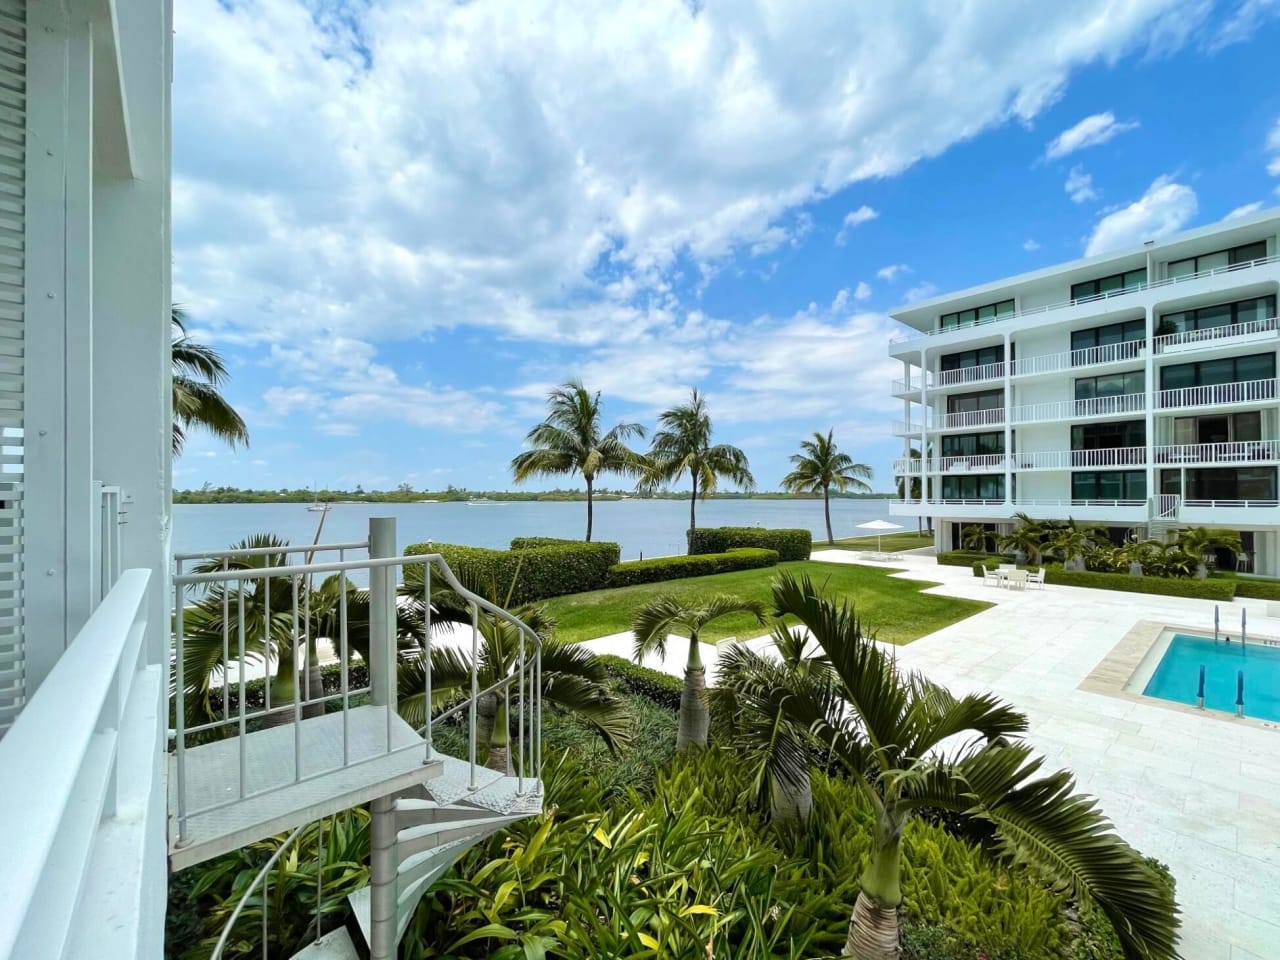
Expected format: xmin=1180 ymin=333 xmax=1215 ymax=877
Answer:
xmin=583 ymin=550 xmax=1280 ymax=959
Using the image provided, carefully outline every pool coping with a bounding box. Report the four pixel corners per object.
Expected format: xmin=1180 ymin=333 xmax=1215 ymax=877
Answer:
xmin=1081 ymin=620 xmax=1280 ymax=732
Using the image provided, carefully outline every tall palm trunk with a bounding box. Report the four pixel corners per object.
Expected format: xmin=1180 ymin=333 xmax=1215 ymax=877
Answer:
xmin=770 ymin=769 xmax=812 ymax=826
xmin=585 ymin=475 xmax=594 ymax=542
xmin=676 ymin=633 xmax=709 ymax=751
xmin=823 ymin=484 xmax=834 ymax=544
xmin=689 ymin=472 xmax=698 ymax=537
xmin=476 ymin=690 xmax=497 ymax=759
xmin=301 ymin=636 xmax=325 ymax=719
xmin=844 ymin=815 xmax=903 ymax=959
xmin=486 ymin=694 xmax=510 ymax=772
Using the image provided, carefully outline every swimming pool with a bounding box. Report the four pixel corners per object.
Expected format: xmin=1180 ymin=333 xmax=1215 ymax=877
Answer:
xmin=1142 ymin=633 xmax=1280 ymax=722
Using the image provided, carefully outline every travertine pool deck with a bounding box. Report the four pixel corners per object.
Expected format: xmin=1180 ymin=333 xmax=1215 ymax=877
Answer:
xmin=583 ymin=550 xmax=1280 ymax=959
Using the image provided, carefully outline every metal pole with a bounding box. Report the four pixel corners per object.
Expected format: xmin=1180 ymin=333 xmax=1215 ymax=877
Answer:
xmin=1236 ymin=670 xmax=1245 ymax=717
xmin=369 ymin=794 xmax=397 ymax=960
xmin=238 ymin=584 xmax=248 ymax=798
xmin=175 ymin=580 xmax=189 ymax=845
xmin=1196 ymin=664 xmax=1205 ymax=709
xmin=423 ymin=563 xmax=433 ymax=764
xmin=368 ymin=518 xmax=397 ymax=754
xmin=469 ymin=602 xmax=478 ymax=791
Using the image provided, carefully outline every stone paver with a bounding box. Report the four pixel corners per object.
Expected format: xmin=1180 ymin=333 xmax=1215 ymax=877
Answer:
xmin=583 ymin=549 xmax=1280 ymax=957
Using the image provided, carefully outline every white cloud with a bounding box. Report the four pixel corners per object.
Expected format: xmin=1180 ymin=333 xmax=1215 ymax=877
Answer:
xmin=1045 ymin=111 xmax=1139 ymax=159
xmin=876 ymin=263 xmax=911 ymax=281
xmin=1065 ymin=165 xmax=1099 ymax=203
xmin=904 ymin=282 xmax=938 ymax=303
xmin=835 ymin=205 xmax=878 ymax=245
xmin=854 ymin=281 xmax=872 ymax=300
xmin=1023 ymin=239 xmax=1040 ymax=251
xmin=1084 ymin=175 xmax=1197 ymax=256
xmin=173 ymin=0 xmax=1208 ymax=356
xmin=1267 ymin=118 xmax=1280 ymax=175
xmin=1210 ymin=0 xmax=1280 ymax=50
xmin=1224 ymin=201 xmax=1264 ymax=221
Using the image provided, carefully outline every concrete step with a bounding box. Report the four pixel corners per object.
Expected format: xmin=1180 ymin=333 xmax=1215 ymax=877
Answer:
xmin=289 ymin=927 xmax=360 ymax=960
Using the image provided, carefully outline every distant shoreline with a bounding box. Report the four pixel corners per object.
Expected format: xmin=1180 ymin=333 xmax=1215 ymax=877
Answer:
xmin=174 ymin=490 xmax=896 ymax=505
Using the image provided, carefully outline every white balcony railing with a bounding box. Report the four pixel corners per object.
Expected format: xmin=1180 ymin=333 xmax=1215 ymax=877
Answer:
xmin=1154 ymin=316 xmax=1279 ymax=355
xmin=1156 ymin=378 xmax=1277 ymax=410
xmin=894 ymin=446 xmax=1149 ymax=475
xmin=1011 ymin=391 xmax=1145 ymax=424
xmin=892 ymin=420 xmax=926 ymax=435
xmin=891 ymin=375 xmax=932 ymax=394
xmin=1182 ymin=498 xmax=1280 ymax=510
xmin=1153 ymin=440 xmax=1280 ymax=464
xmin=890 ymin=254 xmax=1280 ymax=346
xmin=937 ymin=407 xmax=1006 ymax=431
xmin=0 ymin=570 xmax=164 ymax=960
xmin=892 ymin=497 xmax=1146 ymax=510
xmin=1010 ymin=339 xmax=1145 ymax=378
xmin=935 ymin=361 xmax=1006 ymax=388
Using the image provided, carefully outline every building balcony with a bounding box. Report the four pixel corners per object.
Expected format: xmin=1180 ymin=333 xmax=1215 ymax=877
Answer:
xmin=1010 ymin=391 xmax=1145 ymax=425
xmin=1155 ymin=378 xmax=1277 ymax=412
xmin=1177 ymin=498 xmax=1280 ymax=525
xmin=888 ymin=253 xmax=1280 ymax=350
xmin=1154 ymin=315 xmax=1279 ymax=356
xmin=891 ymin=375 xmax=932 ymax=397
xmin=1153 ymin=440 xmax=1280 ymax=466
xmin=888 ymin=497 xmax=1147 ymax=522
xmin=1009 ymin=339 xmax=1145 ymax=379
xmin=894 ymin=446 xmax=1149 ymax=475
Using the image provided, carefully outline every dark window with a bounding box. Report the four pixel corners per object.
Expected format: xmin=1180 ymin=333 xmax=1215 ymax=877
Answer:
xmin=1074 ymin=370 xmax=1144 ymax=400
xmin=1071 ymin=471 xmax=1147 ymax=500
xmin=1071 ymin=420 xmax=1145 ymax=450
xmin=1070 ymin=268 xmax=1147 ymax=301
xmin=1173 ymin=467 xmax=1278 ymax=501
xmin=947 ymin=390 xmax=1004 ymax=414
xmin=941 ymin=432 xmax=1005 ymax=457
xmin=1070 ymin=319 xmax=1145 ymax=363
xmin=941 ymin=475 xmax=1005 ymax=500
xmin=939 ymin=299 xmax=1014 ymax=332
xmin=1168 ymin=241 xmax=1268 ymax=278
xmin=1159 ymin=353 xmax=1277 ymax=390
xmin=1158 ymin=296 xmax=1276 ymax=335
xmin=940 ymin=345 xmax=1004 ymax=371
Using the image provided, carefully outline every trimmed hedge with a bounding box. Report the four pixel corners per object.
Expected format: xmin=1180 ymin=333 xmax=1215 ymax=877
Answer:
xmin=509 ymin=536 xmax=580 ymax=549
xmin=597 ymin=654 xmax=683 ymax=709
xmin=1044 ymin=566 xmax=1237 ymax=600
xmin=937 ymin=550 xmax=1010 ymax=567
xmin=405 ymin=540 xmax=620 ymax=604
xmin=687 ymin=526 xmax=811 ymax=562
xmin=1233 ymin=578 xmax=1280 ymax=600
xmin=604 ymin=548 xmax=779 ymax=588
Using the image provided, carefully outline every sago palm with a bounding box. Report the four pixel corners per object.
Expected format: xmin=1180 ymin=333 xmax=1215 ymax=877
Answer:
xmin=1176 ymin=526 xmax=1242 ymax=578
xmin=998 ymin=512 xmax=1048 ymax=565
xmin=781 ymin=429 xmax=872 ymax=544
xmin=644 ymin=388 xmax=754 ymax=535
xmin=740 ymin=573 xmax=1179 ymax=960
xmin=172 ymin=306 xmax=249 ymax=456
xmin=960 ymin=524 xmax=988 ymax=553
xmin=632 ymin=594 xmax=766 ymax=751
xmin=510 ymin=380 xmax=646 ymax=541
xmin=1050 ymin=518 xmax=1105 ymax=572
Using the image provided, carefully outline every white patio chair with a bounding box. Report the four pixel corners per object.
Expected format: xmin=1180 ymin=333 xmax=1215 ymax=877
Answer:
xmin=1007 ymin=569 xmax=1029 ymax=590
xmin=981 ymin=566 xmax=1001 ymax=587
xmin=1026 ymin=569 xmax=1045 ymax=589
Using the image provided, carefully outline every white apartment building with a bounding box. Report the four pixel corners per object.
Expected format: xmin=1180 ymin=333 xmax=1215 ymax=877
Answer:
xmin=890 ymin=210 xmax=1280 ymax=578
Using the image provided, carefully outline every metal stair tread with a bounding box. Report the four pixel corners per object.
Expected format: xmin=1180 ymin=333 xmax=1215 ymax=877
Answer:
xmin=423 ymin=753 xmax=508 ymax=806
xmin=288 ymin=927 xmax=360 ymax=960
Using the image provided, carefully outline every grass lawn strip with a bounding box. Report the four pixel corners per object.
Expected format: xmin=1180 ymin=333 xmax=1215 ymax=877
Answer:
xmin=822 ymin=530 xmax=936 ymax=552
xmin=541 ymin=559 xmax=988 ymax=646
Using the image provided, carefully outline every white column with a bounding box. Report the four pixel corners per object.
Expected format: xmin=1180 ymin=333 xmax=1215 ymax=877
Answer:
xmin=1144 ymin=304 xmax=1156 ymax=521
xmin=918 ymin=349 xmax=928 ymax=508
xmin=1003 ymin=332 xmax=1013 ymax=507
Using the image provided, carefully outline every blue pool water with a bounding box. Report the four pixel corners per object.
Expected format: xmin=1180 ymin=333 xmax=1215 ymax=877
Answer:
xmin=1143 ymin=634 xmax=1280 ymax=721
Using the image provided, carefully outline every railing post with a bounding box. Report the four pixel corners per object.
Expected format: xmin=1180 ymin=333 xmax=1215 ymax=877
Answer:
xmin=368 ymin=518 xmax=397 ymax=725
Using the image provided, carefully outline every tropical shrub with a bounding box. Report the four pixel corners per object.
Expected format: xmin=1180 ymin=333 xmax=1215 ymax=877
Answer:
xmin=508 ymin=535 xmax=582 ymax=548
xmin=687 ymin=526 xmax=812 ymax=561
xmin=404 ymin=540 xmax=620 ymax=603
xmin=1233 ymin=578 xmax=1280 ymax=600
xmin=597 ymin=654 xmax=684 ymax=709
xmin=971 ymin=561 xmax=985 ymax=578
xmin=936 ymin=550 xmax=1007 ymax=568
xmin=1044 ymin=566 xmax=1236 ymax=599
xmin=604 ymin=547 xmax=778 ymax=587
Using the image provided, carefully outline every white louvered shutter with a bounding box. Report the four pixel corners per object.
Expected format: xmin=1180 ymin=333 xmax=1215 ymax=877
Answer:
xmin=0 ymin=0 xmax=23 ymax=737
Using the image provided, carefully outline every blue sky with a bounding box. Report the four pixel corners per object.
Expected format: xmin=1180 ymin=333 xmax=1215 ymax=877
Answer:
xmin=173 ymin=0 xmax=1280 ymax=493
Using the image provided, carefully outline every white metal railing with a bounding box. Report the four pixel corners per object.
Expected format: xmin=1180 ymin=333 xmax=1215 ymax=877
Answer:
xmin=0 ymin=570 xmax=161 ymax=960
xmin=1154 ymin=494 xmax=1181 ymax=520
xmin=94 ymin=483 xmax=126 ymax=603
xmin=1182 ymin=498 xmax=1280 ymax=510
xmin=892 ymin=420 xmax=926 ymax=435
xmin=171 ymin=533 xmax=544 ymax=846
xmin=1156 ymin=378 xmax=1277 ymax=410
xmin=892 ymin=497 xmax=1146 ymax=510
xmin=1153 ymin=440 xmax=1280 ymax=464
xmin=1154 ymin=316 xmax=1279 ymax=354
xmin=890 ymin=255 xmax=1280 ymax=345
xmin=1010 ymin=339 xmax=1145 ymax=378
xmin=895 ymin=446 xmax=1166 ymax=474
xmin=1011 ymin=391 xmax=1145 ymax=424
xmin=938 ymin=407 xmax=1005 ymax=431
xmin=935 ymin=361 xmax=1006 ymax=388
xmin=891 ymin=375 xmax=932 ymax=394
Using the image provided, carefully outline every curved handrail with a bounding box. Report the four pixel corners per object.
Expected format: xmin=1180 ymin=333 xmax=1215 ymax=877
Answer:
xmin=210 ymin=824 xmax=306 ymax=960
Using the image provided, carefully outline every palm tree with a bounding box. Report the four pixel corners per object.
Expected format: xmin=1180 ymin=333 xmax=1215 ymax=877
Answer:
xmin=960 ymin=524 xmax=988 ymax=553
xmin=172 ymin=306 xmax=249 ymax=455
xmin=998 ymin=512 xmax=1049 ymax=565
xmin=396 ymin=603 xmax=630 ymax=771
xmin=631 ymin=594 xmax=767 ymax=751
xmin=714 ymin=621 xmax=835 ymax=825
xmin=644 ymin=388 xmax=753 ymax=535
xmin=510 ymin=381 xmax=646 ymax=541
xmin=1177 ymin=527 xmax=1243 ymax=579
xmin=781 ymin=429 xmax=872 ymax=544
xmin=1050 ymin=518 xmax=1105 ymax=572
xmin=746 ymin=573 xmax=1179 ymax=960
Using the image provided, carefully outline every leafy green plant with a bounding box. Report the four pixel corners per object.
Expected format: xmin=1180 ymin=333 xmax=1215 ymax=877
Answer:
xmin=597 ymin=654 xmax=685 ymax=709
xmin=606 ymin=548 xmax=779 ymax=587
xmin=404 ymin=540 xmax=621 ymax=603
xmin=1233 ymin=578 xmax=1280 ymax=600
xmin=780 ymin=429 xmax=873 ymax=544
xmin=1043 ymin=566 xmax=1236 ymax=599
xmin=1176 ymin=527 xmax=1243 ymax=578
xmin=960 ymin=525 xmax=988 ymax=553
xmin=687 ymin=526 xmax=812 ymax=561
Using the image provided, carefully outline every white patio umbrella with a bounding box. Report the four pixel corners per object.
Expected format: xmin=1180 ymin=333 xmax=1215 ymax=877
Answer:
xmin=855 ymin=518 xmax=904 ymax=554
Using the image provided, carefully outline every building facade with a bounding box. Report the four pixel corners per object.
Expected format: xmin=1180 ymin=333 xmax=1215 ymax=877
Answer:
xmin=889 ymin=211 xmax=1280 ymax=577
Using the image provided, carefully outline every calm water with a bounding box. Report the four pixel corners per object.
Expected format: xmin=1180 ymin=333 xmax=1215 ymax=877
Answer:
xmin=173 ymin=498 xmax=899 ymax=561
xmin=1143 ymin=633 xmax=1280 ymax=721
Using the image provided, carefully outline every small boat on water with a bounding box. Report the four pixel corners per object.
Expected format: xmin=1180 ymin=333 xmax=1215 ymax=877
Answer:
xmin=464 ymin=498 xmax=503 ymax=506
xmin=307 ymin=485 xmax=330 ymax=512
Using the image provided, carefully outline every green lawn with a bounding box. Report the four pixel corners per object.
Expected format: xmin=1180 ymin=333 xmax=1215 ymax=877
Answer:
xmin=821 ymin=530 xmax=936 ymax=552
xmin=541 ymin=559 xmax=989 ymax=646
